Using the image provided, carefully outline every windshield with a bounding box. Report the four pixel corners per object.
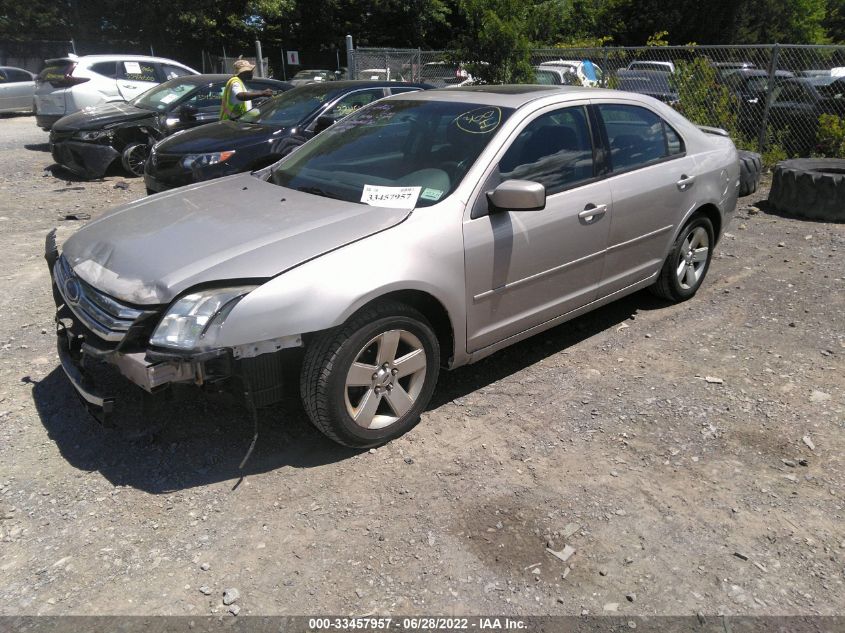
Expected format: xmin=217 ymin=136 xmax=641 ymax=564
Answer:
xmin=132 ymin=80 xmax=200 ymax=111
xmin=238 ymin=84 xmax=333 ymax=126
xmin=271 ymin=99 xmax=514 ymax=208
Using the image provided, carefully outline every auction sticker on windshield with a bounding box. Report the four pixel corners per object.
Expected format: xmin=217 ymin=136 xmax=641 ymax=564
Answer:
xmin=361 ymin=185 xmax=421 ymax=209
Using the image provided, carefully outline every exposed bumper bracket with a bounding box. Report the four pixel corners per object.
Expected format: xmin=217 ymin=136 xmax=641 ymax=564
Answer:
xmin=56 ymin=322 xmax=115 ymax=426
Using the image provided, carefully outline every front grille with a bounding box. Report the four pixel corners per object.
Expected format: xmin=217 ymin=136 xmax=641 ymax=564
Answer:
xmin=54 ymin=255 xmax=151 ymax=343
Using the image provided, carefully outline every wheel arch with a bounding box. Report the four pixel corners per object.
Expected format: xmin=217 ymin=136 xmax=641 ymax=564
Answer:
xmin=694 ymin=203 xmax=722 ymax=244
xmin=323 ymin=289 xmax=455 ymax=368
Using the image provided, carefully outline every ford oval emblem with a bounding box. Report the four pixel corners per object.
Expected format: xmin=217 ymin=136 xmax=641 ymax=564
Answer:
xmin=64 ymin=277 xmax=82 ymax=305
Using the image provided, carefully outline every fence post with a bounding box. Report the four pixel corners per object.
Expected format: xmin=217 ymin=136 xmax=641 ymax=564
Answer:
xmin=254 ymin=40 xmax=263 ymax=77
xmin=757 ymin=43 xmax=780 ymax=153
xmin=346 ymin=35 xmax=355 ymax=79
xmin=602 ymin=48 xmax=609 ymax=88
xmin=70 ymin=39 xmax=76 ymax=55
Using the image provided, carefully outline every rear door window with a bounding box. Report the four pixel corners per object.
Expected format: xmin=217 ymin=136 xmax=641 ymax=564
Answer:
xmin=597 ymin=104 xmax=684 ymax=172
xmin=160 ymin=64 xmax=193 ymax=80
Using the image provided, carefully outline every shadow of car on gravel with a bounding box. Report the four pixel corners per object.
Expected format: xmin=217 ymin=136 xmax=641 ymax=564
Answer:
xmin=31 ymin=289 xmax=667 ymax=493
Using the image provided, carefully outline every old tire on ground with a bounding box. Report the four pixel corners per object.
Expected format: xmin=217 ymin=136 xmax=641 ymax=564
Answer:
xmin=768 ymin=158 xmax=845 ymax=222
xmin=738 ymin=150 xmax=762 ymax=197
xmin=650 ymin=214 xmax=715 ymax=303
xmin=121 ymin=143 xmax=150 ymax=177
xmin=301 ymin=300 xmax=440 ymax=448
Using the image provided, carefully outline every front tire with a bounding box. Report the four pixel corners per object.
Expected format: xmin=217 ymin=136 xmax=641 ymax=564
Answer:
xmin=121 ymin=142 xmax=150 ymax=177
xmin=300 ymin=301 xmax=440 ymax=448
xmin=650 ymin=215 xmax=714 ymax=302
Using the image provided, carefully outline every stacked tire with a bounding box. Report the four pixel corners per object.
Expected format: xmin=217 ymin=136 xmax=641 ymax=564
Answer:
xmin=738 ymin=150 xmax=763 ymax=197
xmin=769 ymin=158 xmax=845 ymax=222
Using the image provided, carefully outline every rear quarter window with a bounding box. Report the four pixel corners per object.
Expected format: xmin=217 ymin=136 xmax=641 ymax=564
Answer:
xmin=89 ymin=62 xmax=118 ymax=78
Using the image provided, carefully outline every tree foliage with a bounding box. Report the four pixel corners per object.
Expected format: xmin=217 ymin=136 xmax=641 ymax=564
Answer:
xmin=0 ymin=0 xmax=840 ymax=62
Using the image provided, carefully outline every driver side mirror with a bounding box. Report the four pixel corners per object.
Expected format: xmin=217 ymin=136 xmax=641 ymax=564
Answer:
xmin=178 ymin=104 xmax=198 ymax=121
xmin=314 ymin=115 xmax=337 ymax=134
xmin=487 ymin=180 xmax=546 ymax=212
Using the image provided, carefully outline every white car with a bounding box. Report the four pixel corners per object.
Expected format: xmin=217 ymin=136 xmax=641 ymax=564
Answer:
xmin=626 ymin=60 xmax=676 ymax=74
xmin=539 ymin=59 xmax=603 ymax=87
xmin=34 ymin=54 xmax=198 ymax=130
xmin=0 ymin=67 xmax=36 ymax=113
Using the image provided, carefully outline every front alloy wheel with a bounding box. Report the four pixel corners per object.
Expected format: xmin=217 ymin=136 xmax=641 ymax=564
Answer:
xmin=121 ymin=142 xmax=150 ymax=177
xmin=301 ymin=301 xmax=440 ymax=447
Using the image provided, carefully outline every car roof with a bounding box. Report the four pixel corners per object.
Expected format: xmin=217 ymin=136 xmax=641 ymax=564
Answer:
xmin=45 ymin=54 xmax=195 ymax=67
xmin=390 ymin=85 xmax=613 ymax=108
xmin=296 ymin=79 xmax=429 ymax=91
xmin=160 ymin=73 xmax=290 ymax=85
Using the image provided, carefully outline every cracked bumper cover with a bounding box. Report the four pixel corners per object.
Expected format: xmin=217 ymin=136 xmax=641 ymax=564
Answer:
xmin=51 ymin=140 xmax=120 ymax=179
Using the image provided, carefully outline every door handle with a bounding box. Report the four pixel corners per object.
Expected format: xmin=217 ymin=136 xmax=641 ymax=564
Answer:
xmin=122 ymin=84 xmax=137 ymax=89
xmin=677 ymin=174 xmax=696 ymax=191
xmin=578 ymin=203 xmax=607 ymax=224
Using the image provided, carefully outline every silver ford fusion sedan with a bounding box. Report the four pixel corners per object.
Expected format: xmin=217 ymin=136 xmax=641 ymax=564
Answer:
xmin=47 ymin=85 xmax=739 ymax=448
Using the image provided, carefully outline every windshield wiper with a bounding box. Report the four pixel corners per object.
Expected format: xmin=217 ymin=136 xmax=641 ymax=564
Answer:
xmin=296 ymin=185 xmax=344 ymax=200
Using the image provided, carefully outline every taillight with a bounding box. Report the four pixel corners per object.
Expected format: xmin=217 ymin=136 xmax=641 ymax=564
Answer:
xmin=38 ymin=63 xmax=89 ymax=88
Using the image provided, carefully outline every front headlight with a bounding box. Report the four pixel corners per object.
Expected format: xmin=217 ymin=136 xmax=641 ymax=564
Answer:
xmin=74 ymin=129 xmax=112 ymax=141
xmin=181 ymin=151 xmax=236 ymax=170
xmin=150 ymin=285 xmax=257 ymax=351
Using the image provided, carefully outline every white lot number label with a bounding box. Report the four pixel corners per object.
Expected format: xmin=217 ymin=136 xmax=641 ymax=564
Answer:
xmin=124 ymin=61 xmax=142 ymax=75
xmin=361 ymin=185 xmax=421 ymax=209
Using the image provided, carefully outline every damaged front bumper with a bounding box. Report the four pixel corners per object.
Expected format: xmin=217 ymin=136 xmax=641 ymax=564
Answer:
xmin=50 ymin=139 xmax=119 ymax=179
xmin=46 ymin=231 xmax=295 ymax=424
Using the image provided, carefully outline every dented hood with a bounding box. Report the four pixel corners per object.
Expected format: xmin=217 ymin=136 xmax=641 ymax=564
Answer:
xmin=52 ymin=102 xmax=153 ymax=132
xmin=61 ymin=173 xmax=410 ymax=305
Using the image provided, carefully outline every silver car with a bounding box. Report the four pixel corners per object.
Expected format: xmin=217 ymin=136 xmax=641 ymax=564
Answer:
xmin=48 ymin=86 xmax=739 ymax=448
xmin=0 ymin=66 xmax=36 ymax=113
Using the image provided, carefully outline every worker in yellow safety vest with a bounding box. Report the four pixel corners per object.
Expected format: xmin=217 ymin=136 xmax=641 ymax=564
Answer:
xmin=220 ymin=59 xmax=273 ymax=121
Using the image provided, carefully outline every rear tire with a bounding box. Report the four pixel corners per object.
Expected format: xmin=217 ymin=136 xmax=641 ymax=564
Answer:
xmin=650 ymin=215 xmax=715 ymax=302
xmin=300 ymin=301 xmax=440 ymax=448
xmin=738 ymin=150 xmax=762 ymax=197
xmin=121 ymin=142 xmax=150 ymax=177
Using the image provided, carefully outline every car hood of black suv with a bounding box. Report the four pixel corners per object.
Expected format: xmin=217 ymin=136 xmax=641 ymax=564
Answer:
xmin=154 ymin=119 xmax=281 ymax=154
xmin=52 ymin=102 xmax=155 ymax=132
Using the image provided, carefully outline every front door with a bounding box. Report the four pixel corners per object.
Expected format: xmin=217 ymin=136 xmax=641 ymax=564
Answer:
xmin=463 ymin=103 xmax=612 ymax=353
xmin=116 ymin=60 xmax=159 ymax=101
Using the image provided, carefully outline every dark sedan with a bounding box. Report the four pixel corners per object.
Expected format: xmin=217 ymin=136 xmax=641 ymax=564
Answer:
xmin=49 ymin=74 xmax=291 ymax=179
xmin=144 ymin=80 xmax=430 ymax=194
xmin=765 ymin=77 xmax=845 ymax=154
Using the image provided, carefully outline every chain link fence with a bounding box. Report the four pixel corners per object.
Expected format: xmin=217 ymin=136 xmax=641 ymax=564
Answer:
xmin=352 ymin=45 xmax=845 ymax=158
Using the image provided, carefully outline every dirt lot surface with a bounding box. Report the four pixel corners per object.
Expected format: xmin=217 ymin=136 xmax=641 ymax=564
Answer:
xmin=0 ymin=114 xmax=843 ymax=618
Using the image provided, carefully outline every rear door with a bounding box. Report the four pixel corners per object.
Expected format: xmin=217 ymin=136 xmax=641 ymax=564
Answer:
xmin=592 ymin=101 xmax=697 ymax=297
xmin=116 ymin=60 xmax=159 ymax=100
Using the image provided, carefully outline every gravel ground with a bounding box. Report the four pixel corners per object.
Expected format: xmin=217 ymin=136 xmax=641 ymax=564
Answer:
xmin=0 ymin=114 xmax=843 ymax=617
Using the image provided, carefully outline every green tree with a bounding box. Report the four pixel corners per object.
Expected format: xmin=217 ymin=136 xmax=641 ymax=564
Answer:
xmin=451 ymin=0 xmax=534 ymax=83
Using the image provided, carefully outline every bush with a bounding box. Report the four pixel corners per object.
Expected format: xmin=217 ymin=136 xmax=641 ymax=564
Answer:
xmin=815 ymin=114 xmax=845 ymax=157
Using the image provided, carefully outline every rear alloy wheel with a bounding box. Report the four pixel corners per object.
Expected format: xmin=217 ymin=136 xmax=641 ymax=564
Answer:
xmin=121 ymin=142 xmax=150 ymax=177
xmin=301 ymin=301 xmax=440 ymax=447
xmin=650 ymin=215 xmax=714 ymax=302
